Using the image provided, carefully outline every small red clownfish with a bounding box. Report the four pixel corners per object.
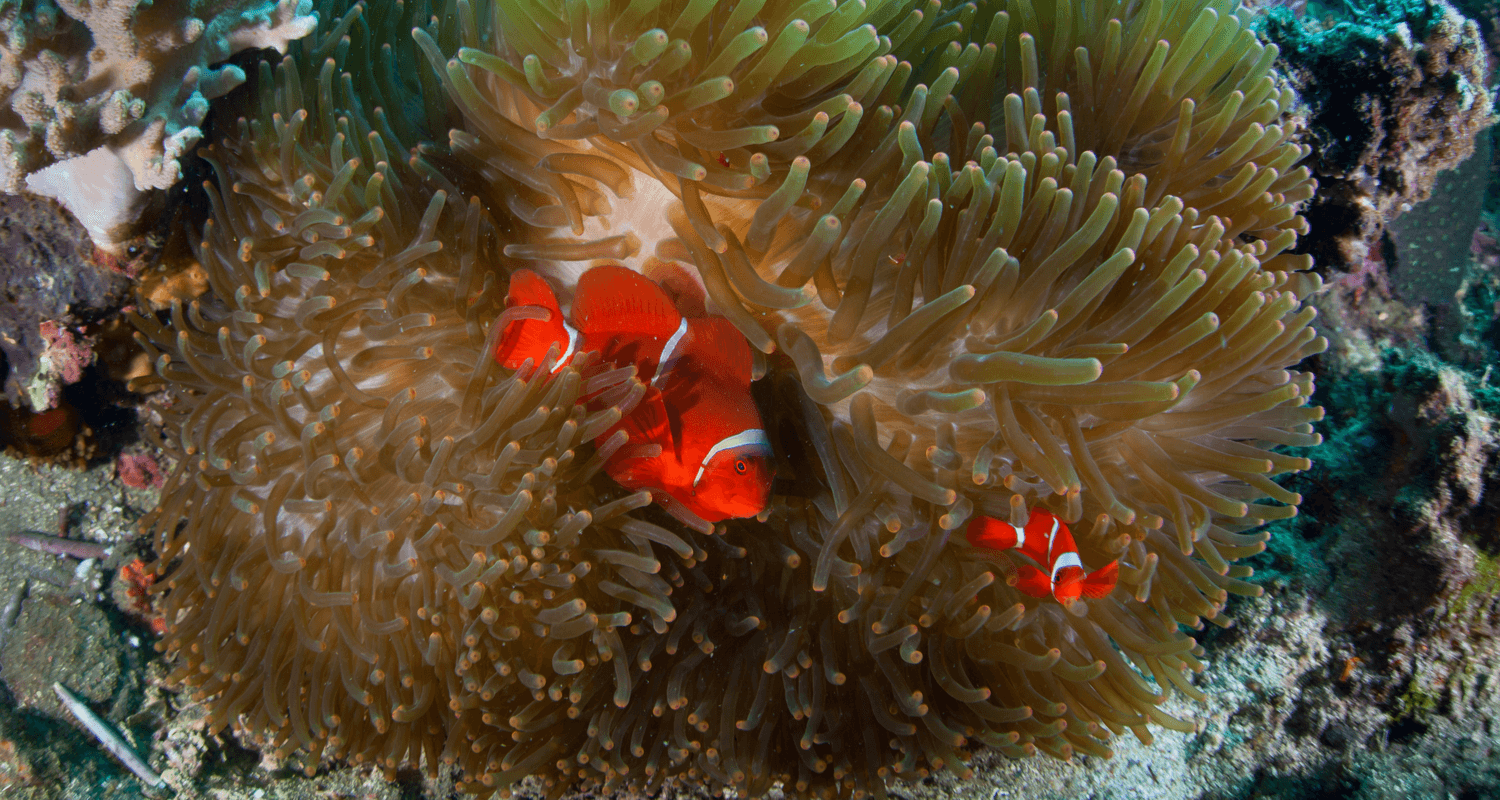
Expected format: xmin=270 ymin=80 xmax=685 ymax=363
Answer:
xmin=966 ymin=508 xmax=1119 ymax=604
xmin=494 ymin=265 xmax=774 ymax=530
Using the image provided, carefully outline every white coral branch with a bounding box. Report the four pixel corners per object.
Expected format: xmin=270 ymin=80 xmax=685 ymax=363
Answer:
xmin=52 ymin=681 xmax=165 ymax=788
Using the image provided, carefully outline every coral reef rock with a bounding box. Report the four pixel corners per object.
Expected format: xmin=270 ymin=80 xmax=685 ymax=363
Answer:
xmin=1265 ymin=0 xmax=1494 ymax=271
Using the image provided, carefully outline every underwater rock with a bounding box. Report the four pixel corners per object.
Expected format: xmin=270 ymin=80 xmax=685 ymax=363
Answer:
xmin=1318 ymin=353 xmax=1496 ymax=625
xmin=0 ymin=194 xmax=129 ymax=411
xmin=1257 ymin=344 xmax=1500 ymax=782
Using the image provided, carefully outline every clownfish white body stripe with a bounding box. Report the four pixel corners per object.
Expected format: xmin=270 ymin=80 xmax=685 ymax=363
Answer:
xmin=651 ymin=317 xmax=690 ymax=389
xmin=551 ymin=320 xmax=581 ymax=374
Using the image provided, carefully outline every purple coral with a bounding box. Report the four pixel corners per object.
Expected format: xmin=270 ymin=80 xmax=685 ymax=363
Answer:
xmin=1471 ymin=218 xmax=1500 ymax=269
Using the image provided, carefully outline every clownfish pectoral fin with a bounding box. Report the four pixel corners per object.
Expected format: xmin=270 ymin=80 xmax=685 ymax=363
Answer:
xmin=966 ymin=515 xmax=1021 ymax=551
xmin=1012 ymin=564 xmax=1053 ymax=599
xmin=1080 ymin=561 xmax=1120 ymax=598
xmin=494 ymin=270 xmax=571 ymax=370
xmin=973 ymin=549 xmax=1019 ymax=581
xmin=613 ymin=388 xmax=674 ymax=459
xmin=608 ymin=457 xmax=664 ymax=492
xmin=604 ymin=398 xmax=668 ymax=492
xmin=573 ymin=265 xmax=683 ymax=339
xmin=655 ymin=492 xmax=714 ymax=535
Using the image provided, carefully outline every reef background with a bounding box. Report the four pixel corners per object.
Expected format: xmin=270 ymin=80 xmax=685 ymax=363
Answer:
xmin=0 ymin=0 xmax=1499 ymax=798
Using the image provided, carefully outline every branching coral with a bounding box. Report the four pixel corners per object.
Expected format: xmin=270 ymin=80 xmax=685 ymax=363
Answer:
xmin=5 ymin=0 xmax=317 ymax=249
xmin=135 ymin=0 xmax=1328 ymax=797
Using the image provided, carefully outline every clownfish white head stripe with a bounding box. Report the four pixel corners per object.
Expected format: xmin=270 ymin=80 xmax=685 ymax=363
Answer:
xmin=650 ymin=317 xmax=690 ymax=389
xmin=1049 ymin=551 xmax=1083 ymax=583
xmin=693 ymin=429 xmax=771 ymax=487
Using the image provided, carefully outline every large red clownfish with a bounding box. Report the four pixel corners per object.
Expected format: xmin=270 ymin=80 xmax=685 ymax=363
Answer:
xmin=494 ymin=265 xmax=773 ymax=530
xmin=966 ymin=508 xmax=1119 ymax=604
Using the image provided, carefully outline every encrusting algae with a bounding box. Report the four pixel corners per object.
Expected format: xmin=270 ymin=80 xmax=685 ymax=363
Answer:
xmin=130 ymin=0 xmax=1326 ymax=797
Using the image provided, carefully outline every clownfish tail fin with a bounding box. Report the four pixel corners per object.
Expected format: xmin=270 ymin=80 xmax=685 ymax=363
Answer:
xmin=494 ymin=270 xmax=572 ymax=371
xmin=966 ymin=515 xmax=1021 ymax=551
xmin=1080 ymin=561 xmax=1120 ymax=598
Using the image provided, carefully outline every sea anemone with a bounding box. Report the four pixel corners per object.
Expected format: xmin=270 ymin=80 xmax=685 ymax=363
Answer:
xmin=439 ymin=0 xmax=1323 ymax=774
xmin=133 ymin=0 xmax=1326 ymax=797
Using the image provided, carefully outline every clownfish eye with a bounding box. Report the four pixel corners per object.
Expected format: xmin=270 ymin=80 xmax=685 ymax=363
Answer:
xmin=734 ymin=459 xmax=747 ymax=474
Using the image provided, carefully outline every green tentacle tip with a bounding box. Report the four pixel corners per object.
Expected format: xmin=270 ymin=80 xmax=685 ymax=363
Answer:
xmin=654 ymin=39 xmax=693 ymax=75
xmin=629 ymin=28 xmax=670 ymax=65
xmin=670 ymin=77 xmax=734 ymax=112
xmin=897 ymin=388 xmax=988 ymax=415
xmin=457 ymin=47 xmax=525 ymax=85
xmin=749 ymin=152 xmax=770 ymax=182
xmin=523 ymin=54 xmax=566 ymax=98
xmin=609 ymin=89 xmax=640 ymax=117
xmin=636 ymin=80 xmax=665 ymax=106
xmin=822 ymin=364 xmax=874 ymax=404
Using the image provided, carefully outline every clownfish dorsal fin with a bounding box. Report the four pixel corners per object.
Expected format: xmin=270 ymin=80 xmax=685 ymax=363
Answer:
xmin=573 ymin=265 xmax=683 ymax=339
xmin=506 ymin=268 xmax=561 ymax=310
xmin=689 ymin=318 xmax=755 ymax=387
xmin=495 ymin=269 xmax=572 ymax=371
xmin=643 ymin=258 xmax=709 ymax=318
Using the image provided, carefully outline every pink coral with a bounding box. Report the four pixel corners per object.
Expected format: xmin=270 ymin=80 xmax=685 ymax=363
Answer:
xmin=1336 ymin=247 xmax=1395 ymax=304
xmin=38 ymin=321 xmax=92 ymax=384
xmin=116 ymin=452 xmax=164 ymax=490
